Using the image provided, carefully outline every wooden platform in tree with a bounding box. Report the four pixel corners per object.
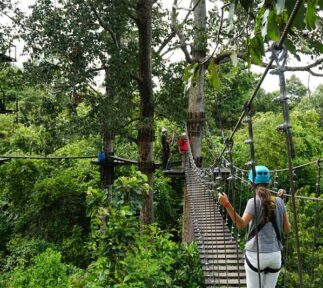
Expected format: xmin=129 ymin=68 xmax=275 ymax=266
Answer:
xmin=163 ymin=168 xmax=185 ymax=178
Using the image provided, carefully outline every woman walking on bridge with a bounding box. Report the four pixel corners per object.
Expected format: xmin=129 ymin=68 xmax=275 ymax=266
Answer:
xmin=218 ymin=165 xmax=291 ymax=288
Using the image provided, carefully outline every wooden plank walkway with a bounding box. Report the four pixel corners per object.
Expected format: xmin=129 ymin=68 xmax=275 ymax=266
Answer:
xmin=186 ymin=167 xmax=246 ymax=287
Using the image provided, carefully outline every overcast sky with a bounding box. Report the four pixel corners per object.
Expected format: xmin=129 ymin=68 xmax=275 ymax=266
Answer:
xmin=3 ymin=0 xmax=322 ymax=92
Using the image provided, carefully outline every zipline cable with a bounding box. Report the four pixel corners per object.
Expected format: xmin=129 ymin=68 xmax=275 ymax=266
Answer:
xmin=0 ymin=155 xmax=96 ymax=159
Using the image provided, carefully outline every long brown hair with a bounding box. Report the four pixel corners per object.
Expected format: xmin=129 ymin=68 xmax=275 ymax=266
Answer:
xmin=256 ymin=185 xmax=272 ymax=223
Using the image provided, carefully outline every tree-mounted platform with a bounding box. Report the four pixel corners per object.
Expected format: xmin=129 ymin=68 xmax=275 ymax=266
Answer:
xmin=0 ymin=108 xmax=17 ymax=114
xmin=91 ymin=155 xmax=138 ymax=166
xmin=163 ymin=168 xmax=185 ymax=178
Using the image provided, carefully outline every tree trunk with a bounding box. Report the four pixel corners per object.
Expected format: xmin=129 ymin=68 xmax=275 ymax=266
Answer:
xmin=136 ymin=0 xmax=154 ymax=225
xmin=187 ymin=0 xmax=206 ymax=168
xmin=101 ymin=69 xmax=115 ymax=200
xmin=101 ymin=131 xmax=114 ymax=199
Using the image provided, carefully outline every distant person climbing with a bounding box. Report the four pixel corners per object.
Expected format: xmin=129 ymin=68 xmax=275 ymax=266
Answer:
xmin=218 ymin=165 xmax=291 ymax=288
xmin=178 ymin=132 xmax=189 ymax=169
xmin=161 ymin=128 xmax=173 ymax=170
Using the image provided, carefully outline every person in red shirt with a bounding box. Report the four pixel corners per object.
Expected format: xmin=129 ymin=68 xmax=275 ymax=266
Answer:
xmin=178 ymin=132 xmax=189 ymax=169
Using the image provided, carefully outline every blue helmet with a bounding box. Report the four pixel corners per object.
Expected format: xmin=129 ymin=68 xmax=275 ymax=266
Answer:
xmin=248 ymin=165 xmax=271 ymax=184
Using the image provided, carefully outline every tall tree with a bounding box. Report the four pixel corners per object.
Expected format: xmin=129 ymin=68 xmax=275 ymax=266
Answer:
xmin=187 ymin=0 xmax=207 ymax=167
xmin=135 ymin=0 xmax=154 ymax=224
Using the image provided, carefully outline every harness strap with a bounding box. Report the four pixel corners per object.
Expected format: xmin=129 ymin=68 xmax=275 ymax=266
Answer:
xmin=245 ymin=252 xmax=282 ymax=274
xmin=271 ymin=211 xmax=281 ymax=243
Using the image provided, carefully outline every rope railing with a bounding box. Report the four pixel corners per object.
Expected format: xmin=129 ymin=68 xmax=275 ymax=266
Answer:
xmin=0 ymin=154 xmax=139 ymax=164
xmin=234 ymin=174 xmax=323 ymax=202
xmin=219 ymin=156 xmax=321 ymax=174
xmin=0 ymin=155 xmax=97 ymax=160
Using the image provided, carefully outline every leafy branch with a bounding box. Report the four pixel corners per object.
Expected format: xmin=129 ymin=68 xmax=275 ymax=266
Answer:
xmin=86 ymin=0 xmax=119 ymax=49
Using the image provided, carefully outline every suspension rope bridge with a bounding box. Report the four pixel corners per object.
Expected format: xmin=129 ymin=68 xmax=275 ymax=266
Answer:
xmin=185 ymin=145 xmax=246 ymax=287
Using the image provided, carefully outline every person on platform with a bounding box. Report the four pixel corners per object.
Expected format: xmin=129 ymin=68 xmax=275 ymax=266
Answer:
xmin=218 ymin=165 xmax=291 ymax=288
xmin=178 ymin=132 xmax=189 ymax=169
xmin=161 ymin=128 xmax=172 ymax=170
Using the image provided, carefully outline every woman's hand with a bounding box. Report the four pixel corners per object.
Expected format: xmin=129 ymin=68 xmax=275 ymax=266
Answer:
xmin=218 ymin=192 xmax=229 ymax=207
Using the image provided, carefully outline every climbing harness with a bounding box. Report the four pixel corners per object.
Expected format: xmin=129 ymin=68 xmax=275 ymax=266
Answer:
xmin=245 ymin=196 xmax=283 ymax=275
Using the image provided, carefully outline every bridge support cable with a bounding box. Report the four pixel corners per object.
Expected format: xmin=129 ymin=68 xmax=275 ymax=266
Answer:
xmin=272 ymin=46 xmax=304 ymax=287
xmin=185 ymin=141 xmax=246 ymax=287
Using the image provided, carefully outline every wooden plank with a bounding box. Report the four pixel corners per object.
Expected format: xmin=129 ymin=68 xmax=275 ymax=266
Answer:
xmin=204 ymin=272 xmax=246 ymax=278
xmin=205 ymin=278 xmax=246 ymax=287
xmin=201 ymin=259 xmax=244 ymax=264
xmin=202 ymin=265 xmax=245 ymax=271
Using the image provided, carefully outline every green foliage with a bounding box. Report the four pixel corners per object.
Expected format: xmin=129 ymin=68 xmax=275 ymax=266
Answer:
xmin=156 ymin=62 xmax=187 ymax=123
xmin=0 ymin=159 xmax=90 ymax=242
xmin=207 ymin=61 xmax=221 ymax=90
xmin=83 ymin=174 xmax=203 ymax=287
xmin=60 ymin=225 xmax=90 ymax=268
xmin=2 ymin=248 xmax=72 ymax=288
xmin=86 ymin=188 xmax=139 ymax=260
xmin=205 ymin=63 xmax=257 ymax=131
xmin=279 ymin=193 xmax=323 ymax=287
xmin=67 ymin=256 xmax=110 ymax=288
xmin=112 ymin=171 xmax=149 ymax=213
xmin=183 ymin=63 xmax=200 ymax=93
xmin=153 ymin=171 xmax=183 ymax=232
xmin=115 ymin=227 xmax=203 ymax=288
xmin=232 ymin=0 xmax=323 ymax=61
xmin=308 ymin=84 xmax=323 ymax=126
xmin=3 ymin=237 xmax=56 ymax=272
xmin=229 ymin=87 xmax=322 ymax=286
xmin=233 ymin=106 xmax=322 ymax=175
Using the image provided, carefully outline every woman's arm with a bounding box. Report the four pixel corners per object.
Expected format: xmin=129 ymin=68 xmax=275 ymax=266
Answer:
xmin=283 ymin=212 xmax=291 ymax=234
xmin=218 ymin=193 xmax=253 ymax=230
